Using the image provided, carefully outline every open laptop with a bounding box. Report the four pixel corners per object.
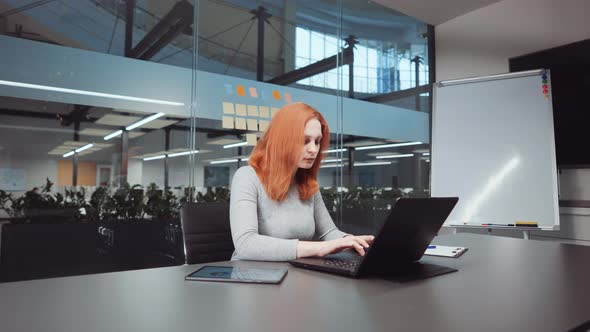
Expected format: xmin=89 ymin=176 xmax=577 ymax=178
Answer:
xmin=289 ymin=197 xmax=459 ymax=280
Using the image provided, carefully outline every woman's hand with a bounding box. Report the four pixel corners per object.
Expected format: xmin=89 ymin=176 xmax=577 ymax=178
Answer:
xmin=317 ymin=235 xmax=375 ymax=257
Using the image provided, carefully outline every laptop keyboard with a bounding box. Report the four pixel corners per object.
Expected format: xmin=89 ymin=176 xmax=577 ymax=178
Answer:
xmin=322 ymin=250 xmax=367 ymax=269
xmin=323 ymin=256 xmax=362 ymax=269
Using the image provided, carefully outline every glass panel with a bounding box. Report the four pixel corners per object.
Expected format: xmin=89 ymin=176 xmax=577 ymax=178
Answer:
xmin=0 ymin=0 xmax=193 ymax=281
xmin=332 ymin=2 xmax=431 ymax=235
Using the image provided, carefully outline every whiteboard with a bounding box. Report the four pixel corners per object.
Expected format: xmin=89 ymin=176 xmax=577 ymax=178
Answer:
xmin=0 ymin=168 xmax=26 ymax=191
xmin=431 ymin=70 xmax=559 ymax=230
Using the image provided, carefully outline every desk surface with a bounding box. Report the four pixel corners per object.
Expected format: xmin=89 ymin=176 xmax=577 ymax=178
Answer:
xmin=1 ymin=234 xmax=589 ymax=332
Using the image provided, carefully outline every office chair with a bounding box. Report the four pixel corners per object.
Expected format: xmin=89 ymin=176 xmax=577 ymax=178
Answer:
xmin=179 ymin=202 xmax=234 ymax=264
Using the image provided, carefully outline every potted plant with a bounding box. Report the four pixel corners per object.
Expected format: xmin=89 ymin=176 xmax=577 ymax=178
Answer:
xmin=0 ymin=189 xmax=14 ymax=218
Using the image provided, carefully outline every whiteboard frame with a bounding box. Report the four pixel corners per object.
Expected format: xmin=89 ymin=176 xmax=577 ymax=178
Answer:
xmin=432 ymin=69 xmax=560 ymax=231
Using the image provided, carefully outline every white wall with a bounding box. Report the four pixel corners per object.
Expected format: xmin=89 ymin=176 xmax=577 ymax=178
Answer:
xmin=435 ymin=0 xmax=590 ymax=243
xmin=436 ymin=0 xmax=590 ymax=81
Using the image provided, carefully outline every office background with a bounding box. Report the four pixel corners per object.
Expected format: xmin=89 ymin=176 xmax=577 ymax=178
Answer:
xmin=0 ymin=0 xmax=588 ymax=282
xmin=0 ymin=0 xmax=432 ymax=281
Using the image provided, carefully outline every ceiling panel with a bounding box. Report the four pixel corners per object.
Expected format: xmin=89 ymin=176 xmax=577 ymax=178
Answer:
xmin=372 ymin=0 xmax=503 ymax=25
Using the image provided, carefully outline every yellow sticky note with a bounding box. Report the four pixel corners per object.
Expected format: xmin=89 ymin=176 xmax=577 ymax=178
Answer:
xmin=259 ymin=106 xmax=270 ymax=118
xmin=271 ymin=107 xmax=280 ymax=118
xmin=259 ymin=120 xmax=269 ymax=131
xmin=235 ymin=117 xmax=247 ymax=130
xmin=247 ymin=119 xmax=258 ymax=131
xmin=235 ymin=104 xmax=247 ymax=116
xmin=222 ymin=116 xmax=234 ymax=129
xmin=222 ymin=102 xmax=234 ymax=114
xmin=246 ymin=133 xmax=258 ymax=145
xmin=247 ymin=105 xmax=259 ymax=117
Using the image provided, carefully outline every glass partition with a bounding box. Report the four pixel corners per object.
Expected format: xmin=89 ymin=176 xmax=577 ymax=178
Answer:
xmin=0 ymin=0 xmax=194 ymax=281
xmin=0 ymin=0 xmax=431 ymax=281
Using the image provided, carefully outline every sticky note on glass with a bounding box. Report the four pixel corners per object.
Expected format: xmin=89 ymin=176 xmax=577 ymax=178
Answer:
xmin=259 ymin=120 xmax=269 ymax=131
xmin=247 ymin=119 xmax=258 ymax=131
xmin=246 ymin=133 xmax=258 ymax=145
xmin=249 ymin=87 xmax=258 ymax=98
xmin=259 ymin=106 xmax=270 ymax=118
xmin=222 ymin=102 xmax=234 ymax=114
xmin=271 ymin=107 xmax=280 ymax=118
xmin=235 ymin=104 xmax=247 ymax=116
xmin=222 ymin=116 xmax=234 ymax=129
xmin=247 ymin=105 xmax=259 ymax=117
xmin=284 ymin=93 xmax=293 ymax=103
xmin=235 ymin=117 xmax=247 ymax=130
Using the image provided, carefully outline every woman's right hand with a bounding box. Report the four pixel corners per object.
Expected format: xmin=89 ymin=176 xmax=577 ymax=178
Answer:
xmin=317 ymin=235 xmax=375 ymax=257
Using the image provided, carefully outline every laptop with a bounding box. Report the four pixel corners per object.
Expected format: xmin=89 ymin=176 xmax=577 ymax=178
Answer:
xmin=289 ymin=197 xmax=459 ymax=280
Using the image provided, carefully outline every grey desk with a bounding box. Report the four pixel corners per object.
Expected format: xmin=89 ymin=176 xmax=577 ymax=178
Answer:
xmin=1 ymin=234 xmax=589 ymax=332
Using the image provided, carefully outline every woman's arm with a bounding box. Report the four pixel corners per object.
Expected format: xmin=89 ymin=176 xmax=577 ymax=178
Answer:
xmin=296 ymin=235 xmax=374 ymax=258
xmin=305 ymin=191 xmax=374 ymax=257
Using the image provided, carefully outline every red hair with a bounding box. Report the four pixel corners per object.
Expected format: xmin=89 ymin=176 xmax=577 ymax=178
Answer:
xmin=248 ymin=102 xmax=329 ymax=201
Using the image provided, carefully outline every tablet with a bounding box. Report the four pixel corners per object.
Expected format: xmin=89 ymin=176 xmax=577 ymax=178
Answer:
xmin=185 ymin=266 xmax=288 ymax=284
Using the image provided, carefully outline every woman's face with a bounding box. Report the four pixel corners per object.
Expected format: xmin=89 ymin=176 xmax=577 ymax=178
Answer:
xmin=298 ymin=118 xmax=322 ymax=169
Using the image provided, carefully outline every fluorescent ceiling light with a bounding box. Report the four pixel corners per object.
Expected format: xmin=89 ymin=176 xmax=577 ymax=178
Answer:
xmin=75 ymin=143 xmax=94 ymax=153
xmin=323 ymin=148 xmax=347 ymax=153
xmin=241 ymin=157 xmax=249 ymax=161
xmin=422 ymin=152 xmax=430 ymax=156
xmin=104 ymin=130 xmax=123 ymax=140
xmin=425 ymin=159 xmax=430 ymax=163
xmin=168 ymin=150 xmax=199 ymax=158
xmin=320 ymin=164 xmax=345 ymax=168
xmin=354 ymin=161 xmax=392 ymax=167
xmin=355 ymin=142 xmax=423 ymax=151
xmin=0 ymin=80 xmax=184 ymax=106
xmin=375 ymin=153 xmax=414 ymax=159
xmin=223 ymin=141 xmax=248 ymax=149
xmin=144 ymin=155 xmax=166 ymax=161
xmin=63 ymin=151 xmax=75 ymax=158
xmin=322 ymin=159 xmax=342 ymax=163
xmin=210 ymin=159 xmax=238 ymax=164
xmin=126 ymin=113 xmax=165 ymax=131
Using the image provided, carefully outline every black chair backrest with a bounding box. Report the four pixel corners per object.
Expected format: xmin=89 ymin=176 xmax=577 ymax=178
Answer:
xmin=179 ymin=203 xmax=234 ymax=264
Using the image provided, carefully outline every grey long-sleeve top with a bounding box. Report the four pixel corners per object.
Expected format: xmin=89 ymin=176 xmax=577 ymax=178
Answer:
xmin=230 ymin=166 xmax=347 ymax=261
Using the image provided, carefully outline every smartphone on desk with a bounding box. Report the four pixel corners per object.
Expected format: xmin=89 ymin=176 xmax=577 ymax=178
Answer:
xmin=185 ymin=266 xmax=288 ymax=284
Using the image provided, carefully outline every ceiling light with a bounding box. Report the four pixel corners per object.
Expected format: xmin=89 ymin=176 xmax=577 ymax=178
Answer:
xmin=323 ymin=148 xmax=347 ymax=153
xmin=223 ymin=141 xmax=248 ymax=149
xmin=422 ymin=152 xmax=430 ymax=156
xmin=0 ymin=80 xmax=184 ymax=106
xmin=375 ymin=153 xmax=414 ymax=159
xmin=126 ymin=113 xmax=165 ymax=131
xmin=168 ymin=150 xmax=199 ymax=158
xmin=75 ymin=143 xmax=94 ymax=153
xmin=104 ymin=130 xmax=123 ymax=140
xmin=210 ymin=159 xmax=238 ymax=164
xmin=320 ymin=164 xmax=345 ymax=168
xmin=63 ymin=151 xmax=75 ymax=158
xmin=354 ymin=142 xmax=423 ymax=151
xmin=322 ymin=159 xmax=342 ymax=163
xmin=354 ymin=161 xmax=392 ymax=167
xmin=144 ymin=155 xmax=166 ymax=161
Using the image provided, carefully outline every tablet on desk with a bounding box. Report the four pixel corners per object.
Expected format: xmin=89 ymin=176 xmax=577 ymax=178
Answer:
xmin=185 ymin=266 xmax=288 ymax=284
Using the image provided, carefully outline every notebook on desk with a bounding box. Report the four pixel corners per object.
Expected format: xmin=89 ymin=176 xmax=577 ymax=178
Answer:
xmin=289 ymin=197 xmax=459 ymax=281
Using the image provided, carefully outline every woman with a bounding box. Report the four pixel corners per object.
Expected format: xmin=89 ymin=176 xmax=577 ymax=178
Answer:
xmin=230 ymin=102 xmax=374 ymax=261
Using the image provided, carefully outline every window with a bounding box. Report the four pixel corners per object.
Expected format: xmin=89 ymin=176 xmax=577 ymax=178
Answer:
xmin=295 ymin=27 xmax=429 ymax=94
